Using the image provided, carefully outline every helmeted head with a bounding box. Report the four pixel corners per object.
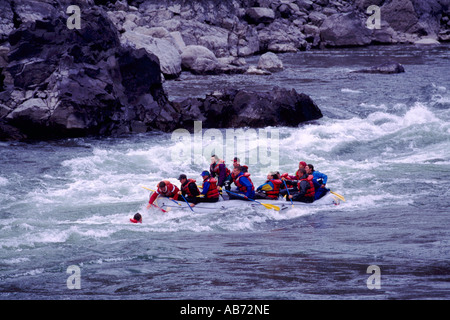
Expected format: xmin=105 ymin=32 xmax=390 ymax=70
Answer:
xmin=201 ymin=170 xmax=210 ymax=178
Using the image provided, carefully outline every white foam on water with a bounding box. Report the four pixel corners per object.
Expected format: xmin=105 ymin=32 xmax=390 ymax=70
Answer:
xmin=341 ymin=88 xmax=362 ymax=94
xmin=0 ymin=176 xmax=8 ymax=186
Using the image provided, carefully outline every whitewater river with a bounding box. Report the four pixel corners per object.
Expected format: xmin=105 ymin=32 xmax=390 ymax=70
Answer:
xmin=0 ymin=44 xmax=449 ymax=300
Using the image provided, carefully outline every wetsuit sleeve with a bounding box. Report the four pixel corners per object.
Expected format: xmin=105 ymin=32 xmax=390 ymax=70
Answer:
xmin=218 ymin=164 xmax=226 ymax=186
xmin=242 ymin=177 xmax=253 ymax=197
xmin=172 ymin=186 xmax=180 ymax=200
xmin=314 ymin=171 xmax=327 ymax=185
xmin=149 ymin=192 xmax=158 ymax=204
xmin=201 ymin=181 xmax=210 ymax=195
xmin=258 ymin=182 xmax=273 ymax=191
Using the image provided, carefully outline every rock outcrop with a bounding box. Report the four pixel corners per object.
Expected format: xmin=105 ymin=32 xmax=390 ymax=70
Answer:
xmin=0 ymin=3 xmax=180 ymax=140
xmin=173 ymin=87 xmax=323 ymax=130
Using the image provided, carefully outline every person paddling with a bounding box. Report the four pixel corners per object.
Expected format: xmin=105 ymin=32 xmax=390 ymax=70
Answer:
xmin=255 ymin=172 xmax=283 ymax=200
xmin=178 ymin=174 xmax=201 ymax=207
xmin=229 ymin=166 xmax=255 ymax=200
xmin=305 ymin=163 xmax=329 ymax=200
xmin=198 ymin=171 xmax=220 ymax=203
xmin=285 ymin=168 xmax=315 ymax=203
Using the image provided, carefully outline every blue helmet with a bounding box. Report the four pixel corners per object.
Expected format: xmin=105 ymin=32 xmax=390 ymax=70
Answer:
xmin=201 ymin=170 xmax=210 ymax=177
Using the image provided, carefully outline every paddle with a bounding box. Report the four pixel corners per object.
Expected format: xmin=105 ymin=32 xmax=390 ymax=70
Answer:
xmin=330 ymin=190 xmax=345 ymax=202
xmin=283 ymin=180 xmax=294 ymax=208
xmin=179 ymin=193 xmax=195 ymax=212
xmin=224 ymin=190 xmax=280 ymax=211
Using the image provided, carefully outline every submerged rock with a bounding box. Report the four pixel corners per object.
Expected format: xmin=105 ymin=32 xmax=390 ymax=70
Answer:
xmin=352 ymin=62 xmax=406 ymax=74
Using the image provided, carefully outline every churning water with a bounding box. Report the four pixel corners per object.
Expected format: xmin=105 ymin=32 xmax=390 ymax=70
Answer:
xmin=1 ymin=44 xmax=449 ymax=300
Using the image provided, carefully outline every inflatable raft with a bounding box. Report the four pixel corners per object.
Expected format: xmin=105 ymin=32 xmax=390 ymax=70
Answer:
xmin=153 ymin=192 xmax=341 ymax=213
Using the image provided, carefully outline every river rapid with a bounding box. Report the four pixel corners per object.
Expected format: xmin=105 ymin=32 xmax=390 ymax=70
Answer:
xmin=0 ymin=44 xmax=449 ymax=300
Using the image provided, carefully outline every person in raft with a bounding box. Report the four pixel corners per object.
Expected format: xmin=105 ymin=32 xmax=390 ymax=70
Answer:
xmin=177 ymin=174 xmax=201 ymax=207
xmin=284 ymin=168 xmax=315 ymax=203
xmin=279 ymin=160 xmax=308 ymax=197
xmin=228 ymin=166 xmax=256 ymax=200
xmin=130 ymin=213 xmax=142 ymax=223
xmin=210 ymin=155 xmax=233 ymax=190
xmin=198 ymin=171 xmax=220 ymax=203
xmin=305 ymin=163 xmax=329 ymax=200
xmin=255 ymin=172 xmax=283 ymax=200
xmin=146 ymin=180 xmax=180 ymax=209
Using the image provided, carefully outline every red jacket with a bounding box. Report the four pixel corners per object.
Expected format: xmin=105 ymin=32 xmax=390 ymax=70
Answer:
xmin=149 ymin=180 xmax=180 ymax=205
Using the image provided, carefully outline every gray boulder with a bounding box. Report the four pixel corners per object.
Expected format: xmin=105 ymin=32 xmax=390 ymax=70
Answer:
xmin=257 ymin=52 xmax=284 ymax=72
xmin=245 ymin=7 xmax=276 ymax=24
xmin=181 ymin=45 xmax=219 ymax=75
xmin=320 ymin=12 xmax=372 ymax=46
xmin=121 ymin=29 xmax=182 ymax=79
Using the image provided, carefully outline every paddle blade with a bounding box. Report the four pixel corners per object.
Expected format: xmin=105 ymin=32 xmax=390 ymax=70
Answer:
xmin=330 ymin=191 xmax=345 ymax=202
xmin=262 ymin=203 xmax=280 ymax=211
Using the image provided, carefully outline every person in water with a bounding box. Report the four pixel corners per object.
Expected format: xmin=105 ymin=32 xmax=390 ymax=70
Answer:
xmin=147 ymin=180 xmax=180 ymax=209
xmin=255 ymin=172 xmax=283 ymax=200
xmin=199 ymin=171 xmax=220 ymax=202
xmin=210 ymin=155 xmax=233 ymax=190
xmin=130 ymin=213 xmax=142 ymax=223
xmin=285 ymin=168 xmax=315 ymax=203
xmin=305 ymin=163 xmax=329 ymax=200
xmin=178 ymin=174 xmax=201 ymax=206
xmin=228 ymin=166 xmax=255 ymax=200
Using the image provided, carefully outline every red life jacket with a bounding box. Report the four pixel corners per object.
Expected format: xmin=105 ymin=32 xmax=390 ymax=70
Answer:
xmin=298 ymin=175 xmax=315 ymax=198
xmin=265 ymin=179 xmax=282 ymax=199
xmin=234 ymin=172 xmax=255 ymax=194
xmin=181 ymin=179 xmax=198 ymax=197
xmin=203 ymin=177 xmax=220 ymax=198
xmin=157 ymin=180 xmax=178 ymax=197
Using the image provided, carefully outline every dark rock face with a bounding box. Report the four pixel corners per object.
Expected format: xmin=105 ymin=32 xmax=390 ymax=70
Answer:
xmin=0 ymin=5 xmax=179 ymax=140
xmin=174 ymin=87 xmax=323 ymax=130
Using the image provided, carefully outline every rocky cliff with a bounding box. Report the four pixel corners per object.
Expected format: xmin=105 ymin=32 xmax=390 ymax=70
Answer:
xmin=0 ymin=0 xmax=448 ymax=140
